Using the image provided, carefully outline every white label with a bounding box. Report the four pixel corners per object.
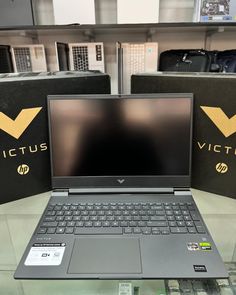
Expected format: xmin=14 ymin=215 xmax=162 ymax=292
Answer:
xmin=25 ymin=243 xmax=66 ymax=266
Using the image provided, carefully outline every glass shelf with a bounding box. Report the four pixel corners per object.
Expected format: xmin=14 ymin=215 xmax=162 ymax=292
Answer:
xmin=0 ymin=189 xmax=236 ymax=294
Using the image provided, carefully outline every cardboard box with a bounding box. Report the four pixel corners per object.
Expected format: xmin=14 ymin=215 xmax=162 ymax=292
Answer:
xmin=132 ymin=72 xmax=236 ymax=199
xmin=0 ymin=71 xmax=110 ymax=204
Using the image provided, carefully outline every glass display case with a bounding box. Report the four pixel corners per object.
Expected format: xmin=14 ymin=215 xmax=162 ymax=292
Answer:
xmin=0 ymin=189 xmax=235 ymax=294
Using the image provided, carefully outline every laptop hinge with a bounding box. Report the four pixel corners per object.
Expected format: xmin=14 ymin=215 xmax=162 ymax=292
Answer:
xmin=51 ymin=189 xmax=69 ymax=197
xmin=174 ymin=188 xmax=191 ymax=196
xmin=68 ymin=187 xmax=174 ymax=194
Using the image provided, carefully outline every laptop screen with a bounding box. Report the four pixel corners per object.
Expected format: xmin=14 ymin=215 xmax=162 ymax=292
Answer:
xmin=48 ymin=95 xmax=192 ymax=179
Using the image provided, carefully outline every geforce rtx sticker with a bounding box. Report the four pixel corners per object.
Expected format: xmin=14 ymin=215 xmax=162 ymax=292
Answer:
xmin=199 ymin=242 xmax=212 ymax=251
xmin=24 ymin=243 xmax=66 ymax=266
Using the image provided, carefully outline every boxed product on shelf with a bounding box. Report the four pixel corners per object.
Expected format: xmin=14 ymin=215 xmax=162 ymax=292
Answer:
xmin=0 ymin=45 xmax=14 ymax=74
xmin=199 ymin=0 xmax=236 ymax=22
xmin=11 ymin=44 xmax=47 ymax=73
xmin=0 ymin=71 xmax=110 ymax=204
xmin=159 ymin=0 xmax=199 ymax=22
xmin=52 ymin=0 xmax=95 ymax=25
xmin=131 ymin=72 xmax=236 ymax=199
xmin=118 ymin=42 xmax=158 ymax=94
xmin=0 ymin=0 xmax=34 ymax=27
xmin=68 ymin=42 xmax=105 ymax=72
xmin=117 ymin=0 xmax=159 ymax=23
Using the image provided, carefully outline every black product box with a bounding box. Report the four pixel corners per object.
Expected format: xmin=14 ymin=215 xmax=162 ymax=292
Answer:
xmin=0 ymin=71 xmax=110 ymax=204
xmin=132 ymin=72 xmax=236 ymax=199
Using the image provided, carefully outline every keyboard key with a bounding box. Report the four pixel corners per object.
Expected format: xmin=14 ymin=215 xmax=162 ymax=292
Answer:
xmin=156 ymin=211 xmax=165 ymax=216
xmin=73 ymin=216 xmax=81 ymax=221
xmin=150 ymin=216 xmax=166 ymax=221
xmin=138 ymin=221 xmax=146 ymax=227
xmin=166 ymin=210 xmax=173 ymax=216
xmin=56 ymin=216 xmax=64 ymax=221
xmin=75 ymin=228 xmax=123 ymax=235
xmin=133 ymin=216 xmax=140 ymax=221
xmin=120 ymin=221 xmax=128 ymax=227
xmin=190 ymin=211 xmax=200 ymax=221
xmin=65 ymin=228 xmax=74 ymax=234
xmin=161 ymin=229 xmax=170 ymax=235
xmin=90 ymin=216 xmax=98 ymax=221
xmin=170 ymin=227 xmax=187 ymax=234
xmin=99 ymin=216 xmax=106 ymax=221
xmin=85 ymin=221 xmax=93 ymax=227
xmin=152 ymin=230 xmax=160 ymax=235
xmin=196 ymin=226 xmax=206 ymax=233
xmin=111 ymin=221 xmax=119 ymax=227
xmin=47 ymin=228 xmax=56 ymax=234
xmin=107 ymin=216 xmax=115 ymax=221
xmin=186 ymin=221 xmax=194 ymax=227
xmin=147 ymin=221 xmax=167 ymax=227
xmin=56 ymin=228 xmax=65 ymax=234
xmin=177 ymin=221 xmax=185 ymax=227
xmin=124 ymin=228 xmax=132 ymax=234
xmin=133 ymin=228 xmax=141 ymax=234
xmin=56 ymin=211 xmax=63 ymax=216
xmin=76 ymin=221 xmax=84 ymax=227
xmin=94 ymin=222 xmax=102 ymax=227
xmin=129 ymin=221 xmax=137 ymax=227
xmin=54 ymin=205 xmax=62 ymax=211
xmin=81 ymin=216 xmax=89 ymax=221
xmin=102 ymin=221 xmax=110 ymax=227
xmin=169 ymin=221 xmax=177 ymax=227
xmin=65 ymin=216 xmax=73 ymax=221
xmin=44 ymin=216 xmax=56 ymax=222
xmin=167 ymin=216 xmax=175 ymax=221
xmin=38 ymin=228 xmax=47 ymax=234
xmin=188 ymin=227 xmax=196 ymax=234
xmin=141 ymin=216 xmax=149 ymax=221
xmin=58 ymin=222 xmax=66 ymax=227
xmin=142 ymin=228 xmax=151 ymax=234
xmin=175 ymin=216 xmax=183 ymax=221
xmin=46 ymin=211 xmax=56 ymax=216
xmin=67 ymin=221 xmax=75 ymax=227
xmin=41 ymin=222 xmax=58 ymax=227
xmin=184 ymin=216 xmax=191 ymax=221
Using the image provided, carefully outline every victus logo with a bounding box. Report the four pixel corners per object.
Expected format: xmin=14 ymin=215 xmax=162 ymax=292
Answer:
xmin=215 ymin=163 xmax=228 ymax=174
xmin=201 ymin=106 xmax=236 ymax=138
xmin=0 ymin=107 xmax=42 ymax=139
xmin=117 ymin=179 xmax=125 ymax=184
xmin=17 ymin=164 xmax=30 ymax=175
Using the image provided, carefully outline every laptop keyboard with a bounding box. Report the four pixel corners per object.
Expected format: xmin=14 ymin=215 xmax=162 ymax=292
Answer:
xmin=38 ymin=202 xmax=206 ymax=235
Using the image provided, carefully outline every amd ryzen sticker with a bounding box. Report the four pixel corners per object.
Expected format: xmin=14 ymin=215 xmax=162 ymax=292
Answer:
xmin=187 ymin=242 xmax=200 ymax=251
xmin=24 ymin=243 xmax=66 ymax=266
xmin=199 ymin=242 xmax=212 ymax=251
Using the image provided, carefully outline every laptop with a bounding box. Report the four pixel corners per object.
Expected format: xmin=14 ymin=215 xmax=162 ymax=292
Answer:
xmin=14 ymin=93 xmax=228 ymax=279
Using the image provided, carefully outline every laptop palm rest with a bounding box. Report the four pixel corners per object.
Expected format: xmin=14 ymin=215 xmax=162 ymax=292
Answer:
xmin=68 ymin=237 xmax=142 ymax=274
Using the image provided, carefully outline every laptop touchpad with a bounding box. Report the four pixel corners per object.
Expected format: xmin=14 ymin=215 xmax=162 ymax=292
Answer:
xmin=68 ymin=237 xmax=142 ymax=274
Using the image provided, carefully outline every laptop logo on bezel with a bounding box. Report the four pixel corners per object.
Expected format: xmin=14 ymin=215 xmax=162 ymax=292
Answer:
xmin=117 ymin=179 xmax=125 ymax=184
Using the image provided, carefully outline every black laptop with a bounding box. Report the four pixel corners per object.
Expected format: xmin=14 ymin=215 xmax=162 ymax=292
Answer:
xmin=14 ymin=94 xmax=228 ymax=279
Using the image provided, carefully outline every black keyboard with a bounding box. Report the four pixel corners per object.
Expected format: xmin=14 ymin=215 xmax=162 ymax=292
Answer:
xmin=37 ymin=202 xmax=206 ymax=235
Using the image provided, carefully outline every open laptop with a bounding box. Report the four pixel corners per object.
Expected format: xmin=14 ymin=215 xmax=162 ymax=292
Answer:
xmin=14 ymin=94 xmax=228 ymax=279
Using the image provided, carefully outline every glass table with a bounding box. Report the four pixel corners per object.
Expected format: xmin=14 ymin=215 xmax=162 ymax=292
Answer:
xmin=1 ymin=189 xmax=236 ymax=295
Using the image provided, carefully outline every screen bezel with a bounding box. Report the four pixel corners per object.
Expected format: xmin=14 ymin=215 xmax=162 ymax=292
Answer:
xmin=47 ymin=93 xmax=193 ymax=189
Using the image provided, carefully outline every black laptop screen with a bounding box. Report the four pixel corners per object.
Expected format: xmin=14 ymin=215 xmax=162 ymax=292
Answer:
xmin=49 ymin=97 xmax=192 ymax=177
